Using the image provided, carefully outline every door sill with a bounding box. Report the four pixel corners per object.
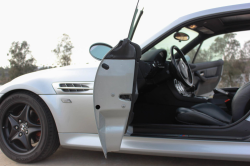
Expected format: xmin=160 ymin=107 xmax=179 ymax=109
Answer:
xmin=132 ymin=121 xmax=250 ymax=142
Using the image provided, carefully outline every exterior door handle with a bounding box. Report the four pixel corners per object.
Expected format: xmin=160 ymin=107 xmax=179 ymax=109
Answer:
xmin=102 ymin=63 xmax=109 ymax=70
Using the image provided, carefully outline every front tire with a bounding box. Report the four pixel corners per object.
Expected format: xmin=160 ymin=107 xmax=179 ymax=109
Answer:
xmin=0 ymin=91 xmax=60 ymax=163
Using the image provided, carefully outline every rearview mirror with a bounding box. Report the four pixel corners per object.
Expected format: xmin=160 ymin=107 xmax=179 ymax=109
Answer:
xmin=174 ymin=32 xmax=189 ymax=41
xmin=89 ymin=43 xmax=112 ymax=60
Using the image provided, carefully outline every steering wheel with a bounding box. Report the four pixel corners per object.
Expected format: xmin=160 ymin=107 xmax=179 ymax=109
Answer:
xmin=171 ymin=45 xmax=193 ymax=87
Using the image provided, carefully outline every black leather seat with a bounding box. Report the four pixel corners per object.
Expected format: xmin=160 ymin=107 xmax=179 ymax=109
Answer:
xmin=176 ymin=82 xmax=250 ymax=126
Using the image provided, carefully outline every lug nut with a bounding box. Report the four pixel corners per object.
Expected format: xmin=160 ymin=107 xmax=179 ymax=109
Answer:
xmin=25 ymin=122 xmax=28 ymax=125
xmin=2 ymin=126 xmax=5 ymax=129
xmin=19 ymin=120 xmax=22 ymax=123
xmin=19 ymin=132 xmax=23 ymax=137
xmin=15 ymin=126 xmax=19 ymax=130
xmin=25 ymin=131 xmax=28 ymax=134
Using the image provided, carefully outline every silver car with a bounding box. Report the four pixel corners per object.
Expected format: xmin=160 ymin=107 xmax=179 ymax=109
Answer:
xmin=1 ymin=2 xmax=250 ymax=163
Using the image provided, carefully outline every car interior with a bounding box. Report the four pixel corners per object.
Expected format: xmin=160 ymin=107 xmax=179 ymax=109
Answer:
xmin=129 ymin=12 xmax=250 ymax=141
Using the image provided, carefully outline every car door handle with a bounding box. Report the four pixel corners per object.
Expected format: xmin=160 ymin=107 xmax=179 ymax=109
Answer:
xmin=102 ymin=63 xmax=109 ymax=70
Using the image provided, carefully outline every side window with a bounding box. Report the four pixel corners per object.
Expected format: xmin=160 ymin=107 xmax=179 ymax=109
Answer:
xmin=194 ymin=34 xmax=224 ymax=64
xmin=188 ymin=32 xmax=250 ymax=88
xmin=187 ymin=34 xmax=225 ymax=64
xmin=186 ymin=44 xmax=200 ymax=63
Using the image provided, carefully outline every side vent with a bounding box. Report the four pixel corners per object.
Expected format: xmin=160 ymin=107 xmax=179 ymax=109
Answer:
xmin=52 ymin=82 xmax=94 ymax=95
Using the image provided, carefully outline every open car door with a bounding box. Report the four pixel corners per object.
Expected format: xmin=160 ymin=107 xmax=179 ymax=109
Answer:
xmin=93 ymin=1 xmax=143 ymax=158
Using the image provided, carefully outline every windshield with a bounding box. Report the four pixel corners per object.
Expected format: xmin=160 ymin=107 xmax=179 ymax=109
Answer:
xmin=146 ymin=27 xmax=199 ymax=58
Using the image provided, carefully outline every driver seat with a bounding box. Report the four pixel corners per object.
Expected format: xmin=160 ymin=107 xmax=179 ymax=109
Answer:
xmin=176 ymin=82 xmax=250 ymax=126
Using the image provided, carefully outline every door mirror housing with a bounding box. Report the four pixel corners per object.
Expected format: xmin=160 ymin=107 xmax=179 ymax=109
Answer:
xmin=89 ymin=43 xmax=112 ymax=60
xmin=174 ymin=32 xmax=190 ymax=41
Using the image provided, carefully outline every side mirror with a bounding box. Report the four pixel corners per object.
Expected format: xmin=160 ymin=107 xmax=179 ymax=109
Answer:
xmin=174 ymin=32 xmax=189 ymax=41
xmin=89 ymin=43 xmax=112 ymax=60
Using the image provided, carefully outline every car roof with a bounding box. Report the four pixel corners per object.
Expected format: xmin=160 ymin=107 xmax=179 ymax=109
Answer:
xmin=141 ymin=3 xmax=250 ymax=50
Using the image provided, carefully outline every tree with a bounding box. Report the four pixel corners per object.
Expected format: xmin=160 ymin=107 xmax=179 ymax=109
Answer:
xmin=8 ymin=41 xmax=37 ymax=80
xmin=210 ymin=33 xmax=242 ymax=87
xmin=1 ymin=69 xmax=5 ymax=80
xmin=239 ymin=40 xmax=250 ymax=82
xmin=52 ymin=34 xmax=74 ymax=66
xmin=0 ymin=67 xmax=6 ymax=84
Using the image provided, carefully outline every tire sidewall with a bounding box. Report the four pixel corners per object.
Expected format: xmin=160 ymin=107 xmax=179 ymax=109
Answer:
xmin=0 ymin=93 xmax=50 ymax=162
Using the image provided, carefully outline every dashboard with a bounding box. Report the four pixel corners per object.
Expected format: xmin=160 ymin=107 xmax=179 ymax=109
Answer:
xmin=138 ymin=49 xmax=190 ymax=96
xmin=140 ymin=49 xmax=167 ymax=67
xmin=137 ymin=49 xmax=169 ymax=91
xmin=137 ymin=49 xmax=208 ymax=102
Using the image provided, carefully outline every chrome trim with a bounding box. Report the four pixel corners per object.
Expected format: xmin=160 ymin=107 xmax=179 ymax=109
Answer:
xmin=58 ymin=87 xmax=92 ymax=90
xmin=52 ymin=82 xmax=94 ymax=95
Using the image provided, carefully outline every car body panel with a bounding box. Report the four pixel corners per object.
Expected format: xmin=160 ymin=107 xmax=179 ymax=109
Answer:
xmin=94 ymin=59 xmax=135 ymax=157
xmin=40 ymin=94 xmax=97 ymax=133
xmin=59 ymin=132 xmax=250 ymax=161
xmin=0 ymin=65 xmax=98 ymax=95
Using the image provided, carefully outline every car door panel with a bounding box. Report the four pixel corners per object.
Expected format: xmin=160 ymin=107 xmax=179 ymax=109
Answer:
xmin=191 ymin=59 xmax=224 ymax=96
xmin=93 ymin=39 xmax=140 ymax=158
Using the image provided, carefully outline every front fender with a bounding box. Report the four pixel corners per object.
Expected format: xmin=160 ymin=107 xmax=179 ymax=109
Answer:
xmin=0 ymin=65 xmax=98 ymax=95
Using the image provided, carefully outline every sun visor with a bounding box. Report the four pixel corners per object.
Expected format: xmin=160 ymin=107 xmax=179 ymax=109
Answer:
xmin=198 ymin=27 xmax=214 ymax=34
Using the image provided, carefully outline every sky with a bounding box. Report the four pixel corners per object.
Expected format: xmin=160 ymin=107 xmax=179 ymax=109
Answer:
xmin=0 ymin=0 xmax=250 ymax=67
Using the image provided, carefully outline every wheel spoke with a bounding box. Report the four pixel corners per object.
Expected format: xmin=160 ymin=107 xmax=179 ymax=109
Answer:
xmin=10 ymin=132 xmax=19 ymax=142
xmin=20 ymin=106 xmax=40 ymax=127
xmin=27 ymin=121 xmax=40 ymax=128
xmin=8 ymin=115 xmax=19 ymax=128
xmin=18 ymin=105 xmax=30 ymax=122
xmin=8 ymin=129 xmax=19 ymax=141
xmin=19 ymin=134 xmax=32 ymax=150
xmin=28 ymin=126 xmax=41 ymax=134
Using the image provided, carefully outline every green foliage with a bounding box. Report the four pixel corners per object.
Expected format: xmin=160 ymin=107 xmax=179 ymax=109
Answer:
xmin=190 ymin=33 xmax=250 ymax=88
xmin=0 ymin=67 xmax=9 ymax=84
xmin=52 ymin=34 xmax=74 ymax=66
xmin=37 ymin=65 xmax=57 ymax=71
xmin=7 ymin=41 xmax=37 ymax=80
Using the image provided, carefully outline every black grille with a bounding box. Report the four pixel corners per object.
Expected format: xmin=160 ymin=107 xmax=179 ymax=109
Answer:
xmin=59 ymin=83 xmax=89 ymax=92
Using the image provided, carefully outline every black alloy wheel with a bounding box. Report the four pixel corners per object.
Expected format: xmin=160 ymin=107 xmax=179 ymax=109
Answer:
xmin=3 ymin=104 xmax=41 ymax=153
xmin=0 ymin=92 xmax=60 ymax=163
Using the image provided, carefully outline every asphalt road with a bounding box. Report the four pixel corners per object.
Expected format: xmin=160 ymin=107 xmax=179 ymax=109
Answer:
xmin=0 ymin=148 xmax=250 ymax=166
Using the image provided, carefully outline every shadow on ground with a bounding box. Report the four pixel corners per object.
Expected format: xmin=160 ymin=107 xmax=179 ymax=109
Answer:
xmin=0 ymin=147 xmax=249 ymax=166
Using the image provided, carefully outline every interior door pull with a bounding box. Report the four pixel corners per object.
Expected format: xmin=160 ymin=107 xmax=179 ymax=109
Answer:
xmin=195 ymin=71 xmax=205 ymax=82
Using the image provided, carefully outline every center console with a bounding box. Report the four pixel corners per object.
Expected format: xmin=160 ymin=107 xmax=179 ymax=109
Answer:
xmin=174 ymin=79 xmax=192 ymax=97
